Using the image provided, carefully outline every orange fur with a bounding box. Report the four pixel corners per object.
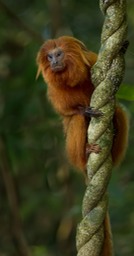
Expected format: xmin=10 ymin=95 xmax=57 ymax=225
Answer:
xmin=64 ymin=114 xmax=88 ymax=171
xmin=102 ymin=212 xmax=113 ymax=256
xmin=112 ymin=104 xmax=129 ymax=166
xmin=37 ymin=36 xmax=129 ymax=256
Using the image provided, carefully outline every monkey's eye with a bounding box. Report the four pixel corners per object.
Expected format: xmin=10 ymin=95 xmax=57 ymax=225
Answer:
xmin=47 ymin=53 xmax=53 ymax=61
xmin=56 ymin=50 xmax=64 ymax=58
xmin=56 ymin=51 xmax=61 ymax=57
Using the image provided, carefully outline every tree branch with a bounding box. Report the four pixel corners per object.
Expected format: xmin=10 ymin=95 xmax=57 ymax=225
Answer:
xmin=0 ymin=0 xmax=43 ymax=43
xmin=0 ymin=136 xmax=31 ymax=256
xmin=76 ymin=0 xmax=128 ymax=255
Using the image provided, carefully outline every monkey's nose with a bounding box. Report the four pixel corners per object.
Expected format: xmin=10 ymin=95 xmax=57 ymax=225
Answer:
xmin=52 ymin=56 xmax=58 ymax=65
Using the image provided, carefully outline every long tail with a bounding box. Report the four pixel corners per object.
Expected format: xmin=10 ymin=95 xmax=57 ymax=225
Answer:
xmin=112 ymin=104 xmax=129 ymax=166
xmin=101 ymin=212 xmax=114 ymax=256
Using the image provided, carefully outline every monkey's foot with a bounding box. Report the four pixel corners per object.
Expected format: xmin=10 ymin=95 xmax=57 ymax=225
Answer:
xmin=86 ymin=143 xmax=101 ymax=158
xmin=78 ymin=106 xmax=103 ymax=117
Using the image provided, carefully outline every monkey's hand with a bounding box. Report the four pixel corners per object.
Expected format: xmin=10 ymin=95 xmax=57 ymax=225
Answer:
xmin=78 ymin=106 xmax=103 ymax=117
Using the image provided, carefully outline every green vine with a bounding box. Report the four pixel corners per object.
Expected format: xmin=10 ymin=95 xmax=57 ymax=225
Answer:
xmin=76 ymin=0 xmax=128 ymax=255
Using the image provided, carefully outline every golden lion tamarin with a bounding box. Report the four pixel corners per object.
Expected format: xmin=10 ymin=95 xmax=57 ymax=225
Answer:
xmin=36 ymin=36 xmax=129 ymax=255
xmin=37 ymin=36 xmax=128 ymax=171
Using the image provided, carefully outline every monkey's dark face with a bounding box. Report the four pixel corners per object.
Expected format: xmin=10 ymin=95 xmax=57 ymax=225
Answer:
xmin=47 ymin=47 xmax=65 ymax=72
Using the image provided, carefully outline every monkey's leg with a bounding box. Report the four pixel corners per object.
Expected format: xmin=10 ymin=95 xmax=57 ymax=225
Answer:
xmin=65 ymin=115 xmax=88 ymax=171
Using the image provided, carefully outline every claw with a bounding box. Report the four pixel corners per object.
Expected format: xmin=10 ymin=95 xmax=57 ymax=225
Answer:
xmin=84 ymin=107 xmax=103 ymax=117
xmin=78 ymin=106 xmax=103 ymax=118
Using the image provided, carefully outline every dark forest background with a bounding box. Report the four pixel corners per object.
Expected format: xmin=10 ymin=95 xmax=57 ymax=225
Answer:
xmin=0 ymin=0 xmax=134 ymax=256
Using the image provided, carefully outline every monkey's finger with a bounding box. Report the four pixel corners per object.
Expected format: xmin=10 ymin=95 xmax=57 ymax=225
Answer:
xmin=85 ymin=107 xmax=103 ymax=117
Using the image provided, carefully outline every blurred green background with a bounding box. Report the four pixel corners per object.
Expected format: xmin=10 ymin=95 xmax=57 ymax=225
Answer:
xmin=0 ymin=0 xmax=134 ymax=256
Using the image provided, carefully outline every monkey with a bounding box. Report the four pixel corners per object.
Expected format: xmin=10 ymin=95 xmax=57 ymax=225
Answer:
xmin=36 ymin=36 xmax=129 ymax=255
xmin=36 ymin=35 xmax=129 ymax=171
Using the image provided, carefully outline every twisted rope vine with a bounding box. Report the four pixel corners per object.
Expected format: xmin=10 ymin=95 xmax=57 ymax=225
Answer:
xmin=76 ymin=0 xmax=128 ymax=255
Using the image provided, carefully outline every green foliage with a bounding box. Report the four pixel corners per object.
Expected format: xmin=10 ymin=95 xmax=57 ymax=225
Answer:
xmin=117 ymin=84 xmax=134 ymax=101
xmin=0 ymin=0 xmax=134 ymax=256
xmin=32 ymin=246 xmax=48 ymax=256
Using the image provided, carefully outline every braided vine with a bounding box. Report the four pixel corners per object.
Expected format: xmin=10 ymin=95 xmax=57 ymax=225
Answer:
xmin=76 ymin=1 xmax=128 ymax=255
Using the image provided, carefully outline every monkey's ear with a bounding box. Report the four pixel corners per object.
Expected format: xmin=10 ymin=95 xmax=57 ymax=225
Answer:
xmin=36 ymin=66 xmax=41 ymax=80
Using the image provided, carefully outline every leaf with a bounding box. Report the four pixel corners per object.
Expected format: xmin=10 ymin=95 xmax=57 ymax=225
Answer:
xmin=32 ymin=246 xmax=48 ymax=256
xmin=117 ymin=84 xmax=134 ymax=101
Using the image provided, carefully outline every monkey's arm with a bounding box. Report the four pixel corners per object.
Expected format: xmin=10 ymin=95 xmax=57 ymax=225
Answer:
xmin=48 ymin=87 xmax=102 ymax=118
